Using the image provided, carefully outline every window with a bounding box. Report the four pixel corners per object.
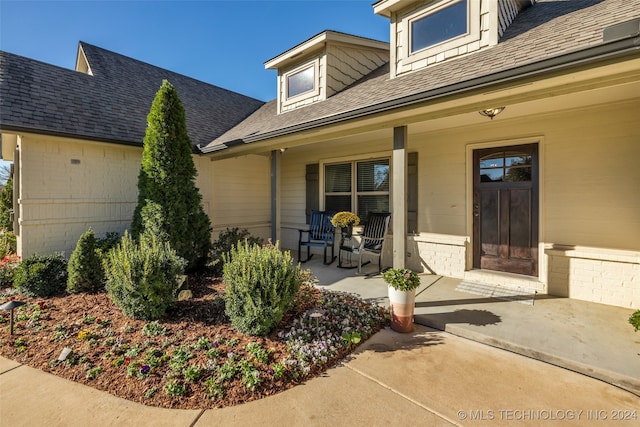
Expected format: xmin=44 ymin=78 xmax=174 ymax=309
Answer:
xmin=410 ymin=0 xmax=468 ymax=53
xmin=479 ymin=150 xmax=532 ymax=183
xmin=286 ymin=65 xmax=315 ymax=98
xmin=324 ymin=159 xmax=390 ymax=222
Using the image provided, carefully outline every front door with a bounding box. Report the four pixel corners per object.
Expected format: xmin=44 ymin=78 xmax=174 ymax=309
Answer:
xmin=473 ymin=144 xmax=538 ymax=276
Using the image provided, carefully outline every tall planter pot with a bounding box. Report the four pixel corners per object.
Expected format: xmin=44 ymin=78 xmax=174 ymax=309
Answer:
xmin=388 ymin=287 xmax=416 ymax=333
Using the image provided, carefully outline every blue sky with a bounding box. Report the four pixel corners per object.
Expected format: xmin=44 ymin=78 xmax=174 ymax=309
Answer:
xmin=0 ymin=0 xmax=390 ymax=101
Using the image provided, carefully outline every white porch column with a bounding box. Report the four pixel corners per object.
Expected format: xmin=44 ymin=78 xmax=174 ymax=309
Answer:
xmin=392 ymin=126 xmax=407 ymax=269
xmin=270 ymin=150 xmax=281 ymax=243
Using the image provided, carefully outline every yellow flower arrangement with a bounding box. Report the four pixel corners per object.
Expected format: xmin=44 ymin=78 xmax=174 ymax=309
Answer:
xmin=330 ymin=211 xmax=361 ymax=228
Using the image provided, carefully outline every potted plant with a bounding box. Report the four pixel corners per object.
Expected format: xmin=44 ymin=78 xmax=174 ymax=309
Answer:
xmin=330 ymin=211 xmax=360 ymax=237
xmin=382 ymin=268 xmax=420 ymax=333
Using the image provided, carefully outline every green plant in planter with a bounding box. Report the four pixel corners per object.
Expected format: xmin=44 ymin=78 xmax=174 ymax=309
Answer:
xmin=382 ymin=268 xmax=421 ymax=292
xmin=629 ymin=310 xmax=640 ymax=332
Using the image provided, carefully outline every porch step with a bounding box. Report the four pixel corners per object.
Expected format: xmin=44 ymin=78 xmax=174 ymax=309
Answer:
xmin=455 ymin=281 xmax=537 ymax=305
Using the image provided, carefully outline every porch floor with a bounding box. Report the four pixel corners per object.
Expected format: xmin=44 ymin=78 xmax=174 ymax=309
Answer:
xmin=300 ymin=253 xmax=640 ymax=396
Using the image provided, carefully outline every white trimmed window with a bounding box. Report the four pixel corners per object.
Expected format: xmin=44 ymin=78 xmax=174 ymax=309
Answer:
xmin=283 ymin=59 xmax=320 ymax=104
xmin=287 ymin=65 xmax=314 ymax=98
xmin=324 ymin=158 xmax=390 ymax=222
xmin=400 ymin=0 xmax=480 ymax=65
xmin=410 ymin=0 xmax=468 ymax=53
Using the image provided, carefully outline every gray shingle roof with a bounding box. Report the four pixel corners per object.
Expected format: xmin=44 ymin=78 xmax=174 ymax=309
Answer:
xmin=0 ymin=42 xmax=264 ymax=148
xmin=204 ymin=0 xmax=640 ymax=151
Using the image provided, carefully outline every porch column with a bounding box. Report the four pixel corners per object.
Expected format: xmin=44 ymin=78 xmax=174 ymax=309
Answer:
xmin=392 ymin=126 xmax=407 ymax=269
xmin=270 ymin=150 xmax=281 ymax=244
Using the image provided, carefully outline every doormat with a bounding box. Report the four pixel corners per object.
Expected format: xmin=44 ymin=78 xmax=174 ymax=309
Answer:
xmin=455 ymin=281 xmax=536 ymax=305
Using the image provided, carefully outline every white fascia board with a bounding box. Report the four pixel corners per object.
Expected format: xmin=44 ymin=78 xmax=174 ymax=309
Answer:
xmin=373 ymin=0 xmax=416 ymax=18
xmin=265 ymin=31 xmax=389 ymax=70
xmin=265 ymin=32 xmax=328 ymax=70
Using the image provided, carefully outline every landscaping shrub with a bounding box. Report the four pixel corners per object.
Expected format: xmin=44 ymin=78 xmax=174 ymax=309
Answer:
xmin=67 ymin=228 xmax=104 ymax=294
xmin=0 ymin=253 xmax=20 ymax=287
xmin=0 ymin=230 xmax=17 ymax=258
xmin=104 ymin=231 xmax=186 ymax=320
xmin=0 ymin=176 xmax=13 ymax=231
xmin=131 ymin=80 xmax=211 ymax=271
xmin=630 ymin=310 xmax=640 ymax=332
xmin=14 ymin=253 xmax=68 ymax=297
xmin=95 ymin=232 xmax=120 ymax=257
xmin=209 ymin=227 xmax=264 ymax=276
xmin=223 ymin=241 xmax=301 ymax=336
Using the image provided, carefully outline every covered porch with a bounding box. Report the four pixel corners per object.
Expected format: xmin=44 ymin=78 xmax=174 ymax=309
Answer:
xmin=299 ymin=254 xmax=640 ymax=397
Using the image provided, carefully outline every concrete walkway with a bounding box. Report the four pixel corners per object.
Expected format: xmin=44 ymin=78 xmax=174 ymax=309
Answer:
xmin=2 ymin=325 xmax=639 ymax=426
xmin=309 ymin=259 xmax=640 ymax=396
xmin=1 ymin=257 xmax=639 ymax=425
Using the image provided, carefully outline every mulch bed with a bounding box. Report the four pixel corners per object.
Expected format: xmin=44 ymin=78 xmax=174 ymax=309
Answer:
xmin=0 ymin=273 xmax=377 ymax=409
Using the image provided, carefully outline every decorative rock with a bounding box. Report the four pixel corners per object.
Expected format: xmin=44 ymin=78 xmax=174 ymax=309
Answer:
xmin=177 ymin=275 xmax=189 ymax=291
xmin=58 ymin=347 xmax=72 ymax=361
xmin=177 ymin=290 xmax=192 ymax=301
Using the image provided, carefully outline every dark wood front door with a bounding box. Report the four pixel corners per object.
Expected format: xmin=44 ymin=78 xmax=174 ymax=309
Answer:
xmin=473 ymin=144 xmax=538 ymax=276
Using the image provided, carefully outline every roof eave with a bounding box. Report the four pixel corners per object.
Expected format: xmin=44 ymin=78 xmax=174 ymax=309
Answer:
xmin=0 ymin=125 xmax=143 ymax=148
xmin=202 ymin=32 xmax=640 ymax=155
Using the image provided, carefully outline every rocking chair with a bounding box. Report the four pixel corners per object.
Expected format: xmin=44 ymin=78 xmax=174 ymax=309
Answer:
xmin=298 ymin=210 xmax=336 ymax=264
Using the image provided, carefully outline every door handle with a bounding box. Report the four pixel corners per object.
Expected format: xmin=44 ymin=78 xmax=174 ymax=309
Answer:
xmin=473 ymin=204 xmax=480 ymax=217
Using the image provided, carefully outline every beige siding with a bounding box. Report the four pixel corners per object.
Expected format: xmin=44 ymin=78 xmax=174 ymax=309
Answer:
xmin=208 ymin=154 xmax=272 ymax=241
xmin=17 ymin=135 xmax=140 ymax=257
xmin=325 ymin=44 xmax=388 ymax=98
xmin=279 ymin=137 xmax=392 ymax=251
xmin=393 ymin=0 xmax=489 ymax=77
xmin=407 ymin=100 xmax=640 ymax=307
xmin=408 ymin=100 xmax=640 ymax=251
xmin=498 ymin=0 xmax=520 ymax=37
xmin=16 ymin=135 xmax=272 ymax=258
xmin=276 ymin=99 xmax=638 ymax=308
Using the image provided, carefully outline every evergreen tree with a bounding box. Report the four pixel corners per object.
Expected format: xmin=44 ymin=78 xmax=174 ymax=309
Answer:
xmin=67 ymin=228 xmax=104 ymax=293
xmin=132 ymin=80 xmax=211 ymax=270
xmin=0 ymin=176 xmax=13 ymax=231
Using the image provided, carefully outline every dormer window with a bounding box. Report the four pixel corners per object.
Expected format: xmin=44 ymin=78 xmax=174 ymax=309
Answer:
xmin=286 ymin=65 xmax=315 ymax=99
xmin=266 ymin=31 xmax=388 ymax=114
xmin=375 ymin=0 xmax=534 ymax=78
xmin=410 ymin=0 xmax=468 ymax=53
xmin=280 ymin=58 xmax=321 ymax=109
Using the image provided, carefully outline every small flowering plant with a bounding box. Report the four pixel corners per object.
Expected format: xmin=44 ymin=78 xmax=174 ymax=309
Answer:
xmin=0 ymin=254 xmax=21 ymax=287
xmin=330 ymin=212 xmax=360 ymax=228
xmin=382 ymin=268 xmax=421 ymax=292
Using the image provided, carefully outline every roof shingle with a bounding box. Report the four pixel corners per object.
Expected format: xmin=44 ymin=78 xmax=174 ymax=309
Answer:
xmin=0 ymin=42 xmax=265 ymax=148
xmin=204 ymin=0 xmax=640 ymax=151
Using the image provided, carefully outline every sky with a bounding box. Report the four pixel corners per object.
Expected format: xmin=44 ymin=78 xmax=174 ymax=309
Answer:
xmin=0 ymin=0 xmax=390 ymax=101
